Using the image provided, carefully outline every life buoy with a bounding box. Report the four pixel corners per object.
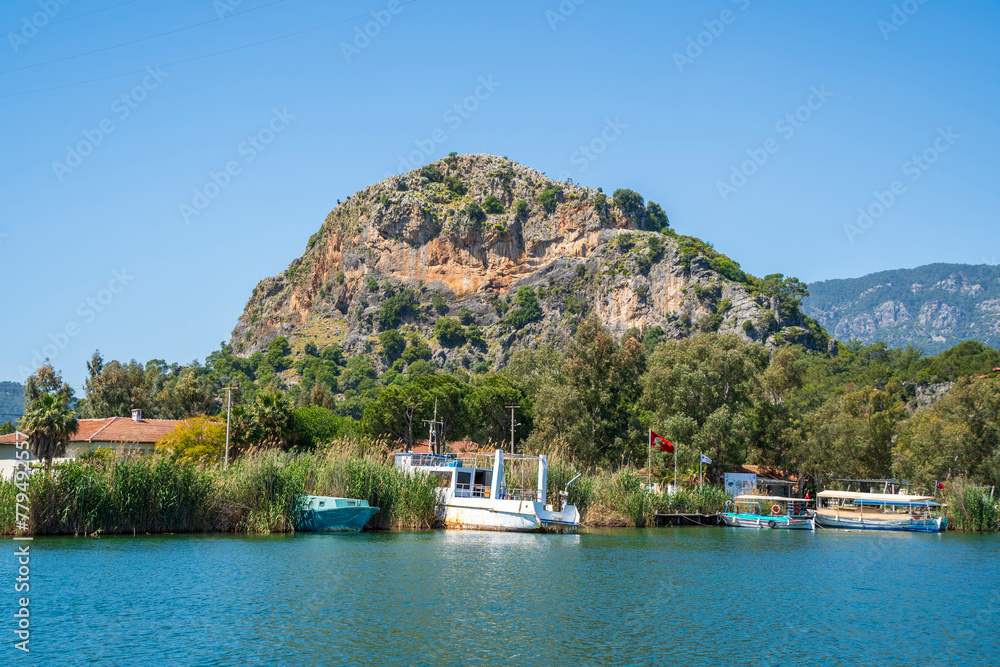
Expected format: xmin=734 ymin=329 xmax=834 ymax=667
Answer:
xmin=767 ymin=520 xmax=776 ymax=529
xmin=770 ymin=504 xmax=782 ymax=516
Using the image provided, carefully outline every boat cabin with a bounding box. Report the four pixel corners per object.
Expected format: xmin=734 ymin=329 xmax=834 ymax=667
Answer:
xmin=394 ymin=450 xmax=548 ymax=503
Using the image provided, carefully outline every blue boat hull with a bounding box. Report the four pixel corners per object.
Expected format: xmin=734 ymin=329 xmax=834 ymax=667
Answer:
xmin=814 ymin=512 xmax=946 ymax=533
xmin=721 ymin=512 xmax=815 ymax=530
xmin=296 ymin=506 xmax=380 ymax=532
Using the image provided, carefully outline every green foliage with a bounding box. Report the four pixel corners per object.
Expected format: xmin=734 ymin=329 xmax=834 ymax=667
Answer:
xmin=379 ymin=288 xmax=416 ymax=330
xmin=444 ymin=175 xmax=466 ymax=195
xmin=506 ymin=286 xmax=543 ymax=328
xmin=379 ymin=330 xmax=406 ymax=361
xmin=402 ymin=335 xmax=432 ymax=364
xmin=538 ymin=185 xmax=562 ymax=213
xmin=565 ymin=294 xmax=587 ymax=316
xmin=420 ymin=164 xmax=443 ymax=182
xmin=434 ymin=317 xmax=466 ymax=347
xmin=291 ymin=406 xmax=347 ymax=449
xmin=482 ymin=195 xmax=504 ymax=214
xmin=647 ymin=235 xmax=664 ymax=262
xmin=646 ymin=201 xmax=669 ymax=232
xmin=465 ymin=201 xmax=486 ymax=223
xmin=942 ymin=479 xmax=999 ymax=531
xmin=336 ymin=271 xmax=346 ymax=285
xmin=514 ymin=200 xmax=529 ymax=218
xmin=367 ymin=276 xmax=379 ymax=292
xmin=457 ymin=306 xmax=474 ymax=325
xmin=612 ymin=188 xmax=645 ymax=222
xmin=432 ymin=294 xmax=449 ymax=315
xmin=614 ymin=232 xmax=635 ymax=252
xmin=753 ymin=273 xmax=808 ymax=316
xmin=709 ymin=256 xmax=747 ymax=284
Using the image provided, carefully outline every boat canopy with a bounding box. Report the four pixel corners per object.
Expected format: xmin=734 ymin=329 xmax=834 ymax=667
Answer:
xmin=854 ymin=498 xmax=942 ymax=508
xmin=733 ymin=495 xmax=815 ymax=503
xmin=817 ymin=490 xmax=934 ymax=502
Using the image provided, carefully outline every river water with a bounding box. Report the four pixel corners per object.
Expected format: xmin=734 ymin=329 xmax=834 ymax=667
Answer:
xmin=5 ymin=528 xmax=999 ymax=665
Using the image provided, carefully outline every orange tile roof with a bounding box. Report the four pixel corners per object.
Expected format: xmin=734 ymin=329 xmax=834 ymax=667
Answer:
xmin=0 ymin=418 xmax=186 ymax=445
xmin=409 ymin=439 xmax=485 ymax=454
xmin=0 ymin=431 xmax=27 ymax=445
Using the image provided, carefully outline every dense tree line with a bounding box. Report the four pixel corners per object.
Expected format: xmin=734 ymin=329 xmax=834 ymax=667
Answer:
xmin=18 ymin=319 xmax=1000 ymax=493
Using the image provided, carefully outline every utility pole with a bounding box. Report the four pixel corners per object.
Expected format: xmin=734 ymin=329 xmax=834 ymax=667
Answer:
xmin=505 ymin=405 xmax=521 ymax=454
xmin=224 ymin=385 xmax=233 ymax=467
xmin=422 ymin=398 xmax=444 ymax=455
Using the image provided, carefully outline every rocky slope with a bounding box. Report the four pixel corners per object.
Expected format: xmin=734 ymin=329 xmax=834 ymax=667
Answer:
xmin=803 ymin=264 xmax=1000 ymax=355
xmin=229 ymin=154 xmax=824 ymax=372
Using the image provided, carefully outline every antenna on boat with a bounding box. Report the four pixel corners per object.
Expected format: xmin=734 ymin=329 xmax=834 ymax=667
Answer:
xmin=505 ymin=405 xmax=521 ymax=454
xmin=423 ymin=398 xmax=444 ymax=455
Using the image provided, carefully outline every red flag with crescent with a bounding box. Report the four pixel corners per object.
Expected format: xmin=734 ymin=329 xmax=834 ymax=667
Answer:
xmin=650 ymin=431 xmax=674 ymax=453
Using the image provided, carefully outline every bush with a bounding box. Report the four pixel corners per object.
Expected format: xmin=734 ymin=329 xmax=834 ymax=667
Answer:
xmin=742 ymin=320 xmax=756 ymax=335
xmin=434 ymin=317 xmax=466 ymax=347
xmin=379 ymin=288 xmax=416 ymax=329
xmin=379 ymin=329 xmax=405 ymax=360
xmin=420 ymin=164 xmax=443 ymax=182
xmin=457 ymin=306 xmax=474 ymax=325
xmin=506 ymin=287 xmax=542 ymax=328
xmin=432 ymin=294 xmax=449 ymax=315
xmin=538 ymin=185 xmax=562 ymax=213
xmin=402 ymin=335 xmax=432 ymax=363
xmin=514 ymin=200 xmax=529 ymax=218
xmin=612 ymin=188 xmax=645 ymax=221
xmin=444 ymin=175 xmax=466 ymax=195
xmin=648 ymin=235 xmax=664 ymax=262
xmin=466 ymin=201 xmax=486 ymax=223
xmin=482 ymin=195 xmax=504 ymax=214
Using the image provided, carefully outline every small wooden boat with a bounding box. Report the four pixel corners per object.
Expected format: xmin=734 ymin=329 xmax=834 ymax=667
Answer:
xmin=814 ymin=491 xmax=947 ymax=533
xmin=721 ymin=495 xmax=815 ymax=530
xmin=295 ymin=496 xmax=380 ymax=532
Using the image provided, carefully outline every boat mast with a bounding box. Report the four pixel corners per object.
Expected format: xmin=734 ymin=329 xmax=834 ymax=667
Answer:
xmin=423 ymin=398 xmax=444 ymax=455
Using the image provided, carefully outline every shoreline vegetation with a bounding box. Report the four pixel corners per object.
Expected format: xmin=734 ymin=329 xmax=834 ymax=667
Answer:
xmin=2 ymin=441 xmax=995 ymax=536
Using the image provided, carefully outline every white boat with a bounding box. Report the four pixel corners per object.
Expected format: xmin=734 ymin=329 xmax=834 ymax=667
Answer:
xmin=814 ymin=490 xmax=947 ymax=532
xmin=721 ymin=495 xmax=815 ymax=530
xmin=394 ymin=449 xmax=580 ymax=533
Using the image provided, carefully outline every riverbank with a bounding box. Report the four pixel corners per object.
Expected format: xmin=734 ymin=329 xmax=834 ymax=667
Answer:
xmin=1 ymin=444 xmax=995 ymax=535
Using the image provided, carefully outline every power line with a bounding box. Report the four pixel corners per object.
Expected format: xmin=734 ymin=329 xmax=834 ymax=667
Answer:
xmin=1 ymin=1 xmax=419 ymax=99
xmin=3 ymin=0 xmax=144 ymax=34
xmin=0 ymin=0 xmax=285 ymax=75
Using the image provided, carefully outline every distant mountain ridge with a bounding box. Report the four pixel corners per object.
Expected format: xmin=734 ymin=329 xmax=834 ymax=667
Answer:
xmin=802 ymin=263 xmax=1000 ymax=354
xmin=0 ymin=381 xmax=24 ymax=425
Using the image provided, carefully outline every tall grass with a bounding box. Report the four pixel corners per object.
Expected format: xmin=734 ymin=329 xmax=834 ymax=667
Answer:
xmin=0 ymin=442 xmax=437 ymax=536
xmin=943 ymin=478 xmax=999 ymax=532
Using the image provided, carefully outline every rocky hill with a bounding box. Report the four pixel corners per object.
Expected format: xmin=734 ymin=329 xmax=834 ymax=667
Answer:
xmin=229 ymin=154 xmax=825 ymax=373
xmin=802 ymin=263 xmax=1000 ymax=355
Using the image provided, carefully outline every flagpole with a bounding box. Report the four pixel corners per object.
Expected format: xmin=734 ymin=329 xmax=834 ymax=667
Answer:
xmin=699 ymin=454 xmax=702 ymax=491
xmin=647 ymin=429 xmax=651 ymax=491
xmin=673 ymin=446 xmax=677 ymax=494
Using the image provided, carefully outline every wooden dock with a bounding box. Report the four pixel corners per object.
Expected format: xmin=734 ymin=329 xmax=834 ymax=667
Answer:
xmin=654 ymin=512 xmax=722 ymax=527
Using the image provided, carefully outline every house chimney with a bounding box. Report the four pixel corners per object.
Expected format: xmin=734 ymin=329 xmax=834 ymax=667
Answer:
xmin=131 ymin=409 xmax=142 ymax=422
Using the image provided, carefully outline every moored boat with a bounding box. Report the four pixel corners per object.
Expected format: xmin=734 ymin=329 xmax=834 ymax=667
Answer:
xmin=721 ymin=495 xmax=815 ymax=530
xmin=295 ymin=496 xmax=380 ymax=532
xmin=394 ymin=448 xmax=580 ymax=533
xmin=814 ymin=491 xmax=947 ymax=533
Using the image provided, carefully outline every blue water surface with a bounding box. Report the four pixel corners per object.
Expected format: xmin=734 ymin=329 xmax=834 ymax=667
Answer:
xmin=3 ymin=528 xmax=998 ymax=665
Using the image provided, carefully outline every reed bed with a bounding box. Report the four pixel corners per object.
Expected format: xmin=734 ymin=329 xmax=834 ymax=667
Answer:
xmin=942 ymin=478 xmax=999 ymax=532
xmin=545 ymin=454 xmax=732 ymax=528
xmin=0 ymin=440 xmax=437 ymax=536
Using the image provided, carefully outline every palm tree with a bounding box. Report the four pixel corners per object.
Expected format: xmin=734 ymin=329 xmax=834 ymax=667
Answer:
xmin=249 ymin=390 xmax=293 ymax=449
xmin=20 ymin=393 xmax=79 ymax=469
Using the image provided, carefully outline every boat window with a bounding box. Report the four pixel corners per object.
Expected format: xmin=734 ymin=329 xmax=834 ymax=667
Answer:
xmin=319 ymin=501 xmax=325 ymax=508
xmin=346 ymin=500 xmax=356 ymax=507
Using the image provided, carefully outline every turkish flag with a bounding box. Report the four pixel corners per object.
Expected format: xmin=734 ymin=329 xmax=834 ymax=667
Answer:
xmin=650 ymin=431 xmax=674 ymax=453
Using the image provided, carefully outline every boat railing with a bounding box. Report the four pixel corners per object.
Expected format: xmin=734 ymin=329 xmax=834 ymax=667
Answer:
xmin=454 ymin=483 xmax=491 ymax=499
xmin=497 ymin=487 xmax=542 ymax=502
xmin=407 ymin=453 xmax=459 ymax=468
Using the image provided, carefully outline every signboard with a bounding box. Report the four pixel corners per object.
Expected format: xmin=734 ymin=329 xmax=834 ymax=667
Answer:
xmin=725 ymin=473 xmax=757 ymax=498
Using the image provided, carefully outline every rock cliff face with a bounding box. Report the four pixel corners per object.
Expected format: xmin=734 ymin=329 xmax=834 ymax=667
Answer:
xmin=230 ymin=154 xmax=820 ymax=371
xmin=803 ymin=264 xmax=1000 ymax=355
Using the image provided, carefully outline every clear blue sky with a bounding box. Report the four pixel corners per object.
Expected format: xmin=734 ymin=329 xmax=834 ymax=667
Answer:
xmin=2 ymin=0 xmax=998 ymax=391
